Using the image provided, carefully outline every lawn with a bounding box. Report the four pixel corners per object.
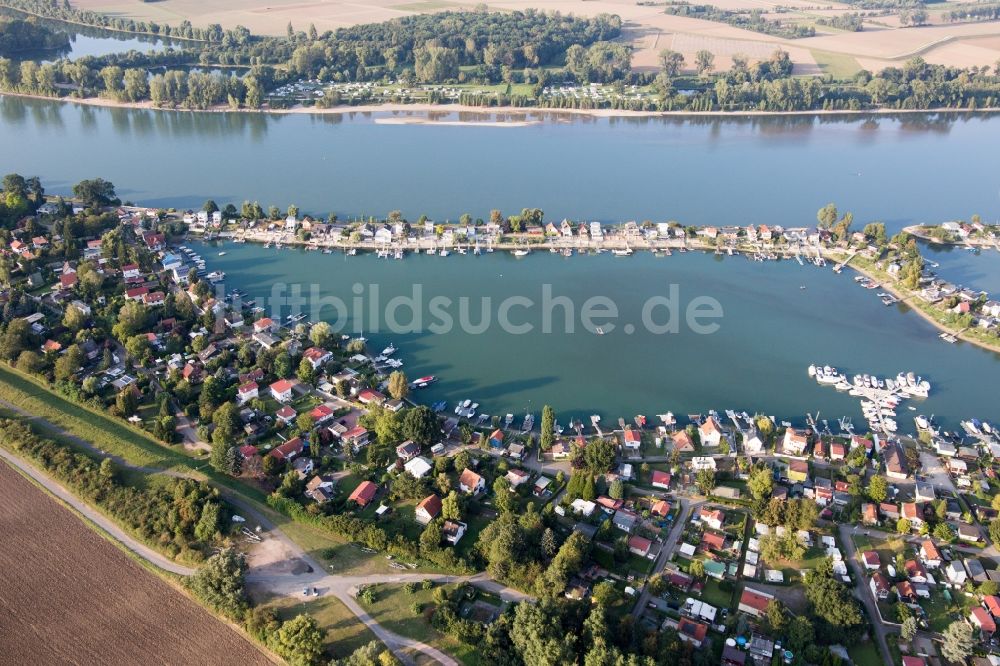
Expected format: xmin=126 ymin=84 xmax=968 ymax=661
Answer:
xmin=358 ymin=583 xmax=481 ymax=665
xmin=923 ymin=587 xmax=974 ymax=633
xmin=810 ymin=50 xmax=861 ymax=80
xmin=266 ymin=593 xmax=378 ymax=660
xmin=847 ymin=640 xmax=882 ymax=666
xmin=701 ymin=578 xmax=735 ymax=609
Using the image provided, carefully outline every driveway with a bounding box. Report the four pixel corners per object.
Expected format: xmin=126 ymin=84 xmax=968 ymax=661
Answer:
xmin=839 ymin=524 xmax=893 ymax=665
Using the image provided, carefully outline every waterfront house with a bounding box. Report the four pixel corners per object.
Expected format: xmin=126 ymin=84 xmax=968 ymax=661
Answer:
xmin=507 ymin=443 xmax=525 ymax=460
xmin=348 ymin=481 xmax=378 ymax=507
xmin=403 ymin=456 xmax=432 ymax=480
xmin=672 ymin=430 xmax=695 ymax=452
xmin=699 ymin=417 xmax=723 ymax=447
xmin=561 ymin=220 xmax=574 ymax=237
xmin=830 ymin=441 xmax=846 ymax=461
xmin=869 ymin=572 xmax=890 ymax=600
xmin=237 ymin=381 xmax=259 ymax=404
xmin=253 ymin=332 xmax=280 ymax=349
xmin=358 ymin=389 xmax=385 ymax=406
xmin=253 ymin=317 xmax=276 ymax=334
xmin=415 ymin=494 xmax=442 ymax=525
xmin=884 ymin=444 xmax=909 ymax=480
xmin=651 ymin=470 xmax=671 ymax=490
xmin=270 ymin=379 xmax=294 ymax=402
xmin=459 ymin=468 xmax=485 ymax=494
xmin=488 ymin=429 xmax=504 ymax=448
xmin=743 ymin=430 xmax=765 ymax=455
xmin=738 ymin=588 xmax=773 ymax=618
xmin=699 ymin=507 xmax=725 ymax=531
xmin=622 ymin=428 xmax=641 ymax=450
xmin=782 ymin=428 xmax=808 ymax=456
xmin=971 ymin=607 xmax=997 ymax=638
xmin=920 ymin=539 xmax=942 ymax=568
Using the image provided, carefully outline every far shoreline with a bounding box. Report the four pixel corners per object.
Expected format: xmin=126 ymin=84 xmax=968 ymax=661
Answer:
xmin=3 ymin=91 xmax=1000 ymax=123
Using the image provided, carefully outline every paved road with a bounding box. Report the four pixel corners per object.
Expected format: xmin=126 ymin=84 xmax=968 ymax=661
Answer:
xmin=630 ymin=498 xmax=699 ymax=618
xmin=838 ymin=523 xmax=894 ymax=665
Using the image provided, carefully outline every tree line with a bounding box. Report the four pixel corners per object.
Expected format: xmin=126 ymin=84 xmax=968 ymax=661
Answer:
xmin=0 ymin=16 xmax=69 ymax=55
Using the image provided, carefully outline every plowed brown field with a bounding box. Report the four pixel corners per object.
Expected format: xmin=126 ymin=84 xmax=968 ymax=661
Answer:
xmin=0 ymin=462 xmax=275 ymax=666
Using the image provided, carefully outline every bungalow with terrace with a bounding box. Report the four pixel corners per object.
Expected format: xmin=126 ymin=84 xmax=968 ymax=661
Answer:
xmin=303 ymin=346 xmax=332 ymax=370
xmin=905 ymin=559 xmax=929 ymax=583
xmin=870 ymin=572 xmax=890 ymax=600
xmin=613 ymin=509 xmax=639 ymax=533
xmin=310 ymin=404 xmax=335 ymax=425
xmin=305 ymin=475 xmax=337 ymax=503
xmin=628 ymin=535 xmax=654 ymax=558
xmin=676 ymin=618 xmax=708 ymax=648
xmin=946 ymin=560 xmax=968 ymax=585
xmin=341 ymin=426 xmax=370 ymax=452
xmin=459 ymin=468 xmax=485 ymax=494
xmin=901 ymin=502 xmax=923 ymax=528
xmin=651 ymin=470 xmax=671 ymax=490
xmin=701 ymin=531 xmax=727 ymax=552
xmin=415 ymin=494 xmax=442 ymax=525
xmin=571 ymin=498 xmax=597 ymax=517
xmin=395 ymin=440 xmax=420 ymax=461
xmin=270 ymin=379 xmax=294 ymax=402
xmin=443 ymin=520 xmax=467 ymax=545
xmin=691 ymin=457 xmax=716 ymax=471
xmin=971 ymin=607 xmax=997 ymax=638
xmin=699 ymin=417 xmax=724 ymax=447
xmin=920 ymin=540 xmax=942 ymax=568
xmin=787 ymin=459 xmax=809 ymax=483
xmin=237 ymin=381 xmax=259 ymax=404
xmin=651 ymin=499 xmax=671 ymax=517
xmin=357 ymin=389 xmax=385 ymax=406
xmin=782 ymin=428 xmax=809 ymax=456
xmin=862 ymin=550 xmax=881 ymax=570
xmin=268 ymin=437 xmax=304 ymax=462
xmin=276 ymin=406 xmax=296 ymax=425
xmin=348 ymin=481 xmax=379 ymax=507
xmin=403 ymin=456 xmax=432 ymax=480
xmin=699 ymin=507 xmax=725 ymax=531
xmin=738 ymin=588 xmax=773 ymax=618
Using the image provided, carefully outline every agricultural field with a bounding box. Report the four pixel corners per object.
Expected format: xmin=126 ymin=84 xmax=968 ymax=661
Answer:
xmin=69 ymin=0 xmax=1000 ymax=73
xmin=0 ymin=462 xmax=273 ymax=665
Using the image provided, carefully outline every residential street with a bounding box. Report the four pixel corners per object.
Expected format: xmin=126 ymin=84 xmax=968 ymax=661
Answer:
xmin=630 ymin=498 xmax=699 ymax=617
xmin=838 ymin=523 xmax=893 ymax=666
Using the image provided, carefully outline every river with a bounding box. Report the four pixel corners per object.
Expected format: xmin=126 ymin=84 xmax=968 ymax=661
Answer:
xmin=1 ymin=96 xmax=999 ymax=229
xmin=1 ymin=94 xmax=997 ymax=430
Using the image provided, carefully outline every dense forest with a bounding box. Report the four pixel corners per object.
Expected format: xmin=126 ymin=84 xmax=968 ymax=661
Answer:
xmin=0 ymin=16 xmax=67 ymax=55
xmin=662 ymin=3 xmax=816 ymax=39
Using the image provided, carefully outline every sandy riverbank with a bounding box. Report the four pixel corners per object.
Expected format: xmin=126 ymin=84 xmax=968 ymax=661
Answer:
xmin=4 ymin=91 xmax=1000 ymax=122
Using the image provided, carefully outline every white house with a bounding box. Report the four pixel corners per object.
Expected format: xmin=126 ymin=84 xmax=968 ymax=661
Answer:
xmin=403 ymin=456 xmax=433 ymax=480
xmin=570 ymin=498 xmax=596 ymax=517
xmin=458 ymin=469 xmax=485 ymax=494
xmin=691 ymin=456 xmax=716 ymax=471
xmin=270 ymin=379 xmax=294 ymax=402
xmin=945 ymin=560 xmax=967 ymax=585
xmin=782 ymin=428 xmax=809 ymax=456
xmin=699 ymin=417 xmax=724 ymax=447
xmin=237 ymin=381 xmax=259 ymax=404
xmin=699 ymin=507 xmax=725 ymax=531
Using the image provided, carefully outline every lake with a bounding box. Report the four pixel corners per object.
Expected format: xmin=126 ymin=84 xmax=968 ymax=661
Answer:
xmin=0 ymin=9 xmax=176 ymax=61
xmin=197 ymin=241 xmax=999 ymax=432
xmin=1 ymin=97 xmax=999 ymax=230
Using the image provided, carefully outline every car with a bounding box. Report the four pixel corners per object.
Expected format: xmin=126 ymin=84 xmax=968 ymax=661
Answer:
xmin=311 ymin=587 xmax=319 ymax=596
xmin=302 ymin=587 xmax=310 ymax=596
